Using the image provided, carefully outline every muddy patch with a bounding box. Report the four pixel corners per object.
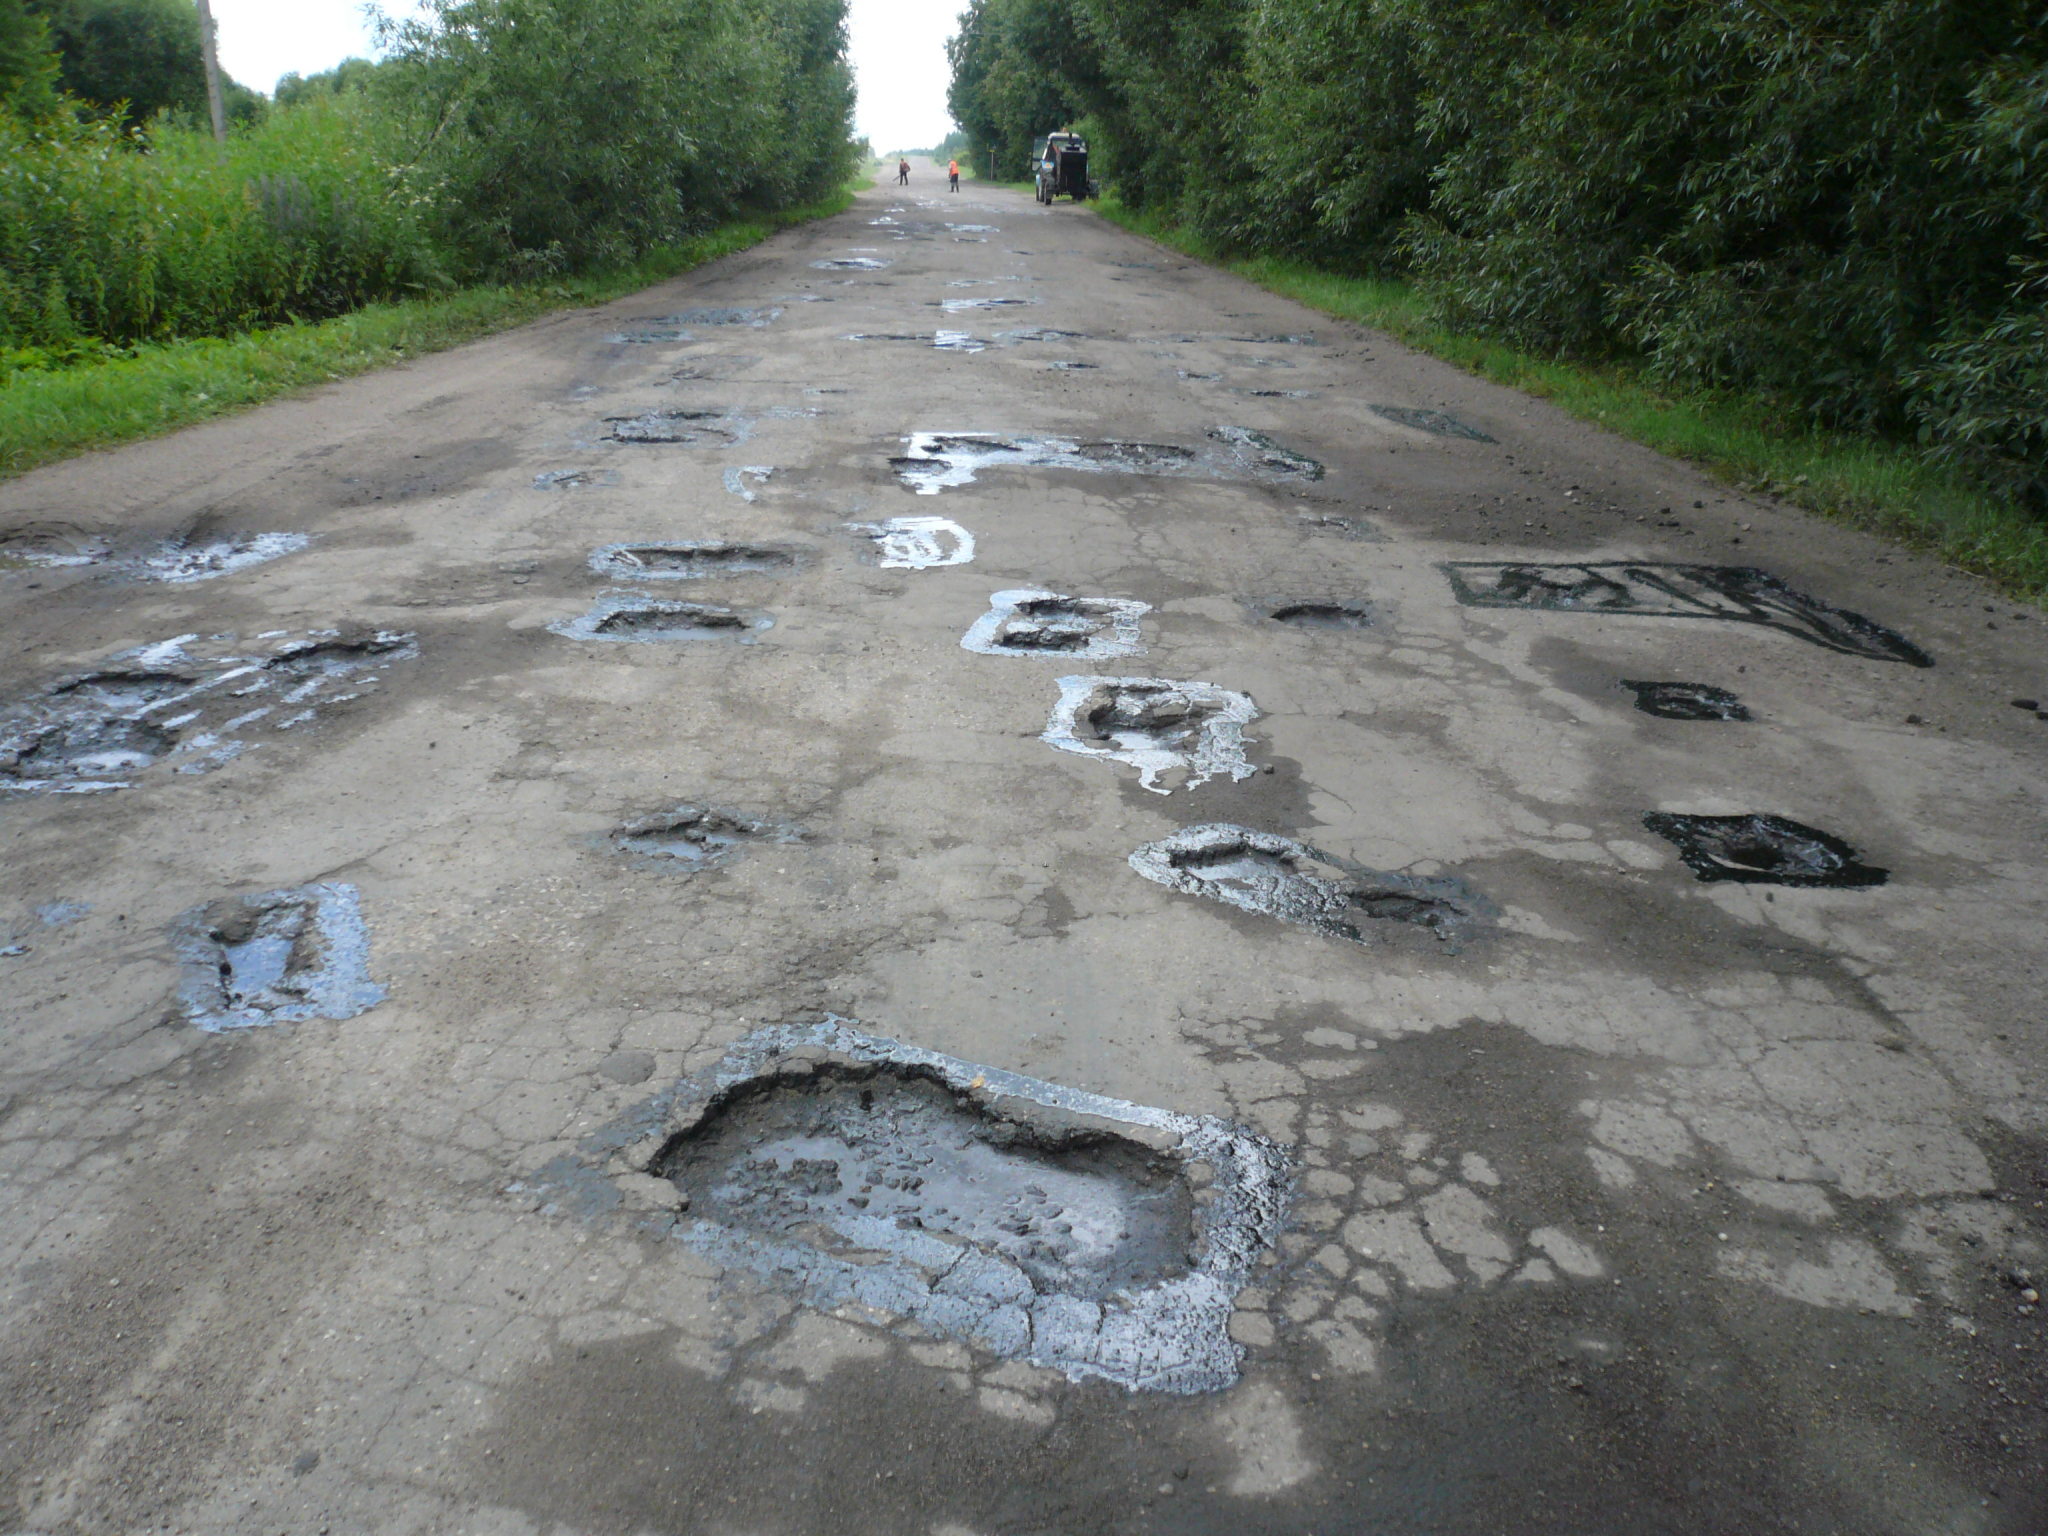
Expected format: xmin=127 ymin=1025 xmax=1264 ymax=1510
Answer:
xmin=1623 ymin=680 xmax=1751 ymax=721
xmin=0 ymin=628 xmax=415 ymax=794
xmin=812 ymin=257 xmax=893 ymax=271
xmin=1441 ymin=561 xmax=1934 ymax=666
xmin=550 ymin=593 xmax=771 ymax=644
xmin=1042 ymin=677 xmax=1256 ymax=794
xmin=603 ymin=409 xmax=743 ymax=447
xmin=1369 ymin=406 xmax=1497 ymax=442
xmin=1269 ymin=601 xmax=1374 ymax=630
xmin=892 ymin=428 xmax=1319 ymax=494
xmin=962 ymin=589 xmax=1149 ymax=660
xmin=172 ymin=883 xmax=385 ymax=1031
xmin=588 ymin=542 xmax=799 ymax=581
xmin=1129 ymin=824 xmax=1485 ymax=950
xmin=847 ymin=516 xmax=975 ymax=570
xmin=611 ymin=805 xmax=803 ymax=870
xmin=135 ymin=533 xmax=309 ymax=583
xmin=532 ymin=469 xmax=620 ymax=490
xmin=1642 ymin=813 xmax=1888 ymax=888
xmin=576 ymin=1021 xmax=1287 ymax=1392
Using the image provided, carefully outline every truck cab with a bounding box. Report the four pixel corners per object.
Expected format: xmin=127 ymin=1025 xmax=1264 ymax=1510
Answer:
xmin=1034 ymin=132 xmax=1095 ymax=204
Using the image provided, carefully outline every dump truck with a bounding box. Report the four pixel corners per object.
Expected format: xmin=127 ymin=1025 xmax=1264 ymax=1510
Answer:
xmin=1034 ymin=132 xmax=1097 ymax=203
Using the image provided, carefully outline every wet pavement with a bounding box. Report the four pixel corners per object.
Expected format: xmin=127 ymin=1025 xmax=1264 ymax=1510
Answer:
xmin=0 ymin=166 xmax=2045 ymax=1536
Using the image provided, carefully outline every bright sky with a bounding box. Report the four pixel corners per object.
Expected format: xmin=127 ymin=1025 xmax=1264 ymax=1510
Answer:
xmin=207 ymin=0 xmax=961 ymax=149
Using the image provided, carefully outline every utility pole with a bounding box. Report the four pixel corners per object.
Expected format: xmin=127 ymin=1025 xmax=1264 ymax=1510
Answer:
xmin=194 ymin=0 xmax=228 ymax=148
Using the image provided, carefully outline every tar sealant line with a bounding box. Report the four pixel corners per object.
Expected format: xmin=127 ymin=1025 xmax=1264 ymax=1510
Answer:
xmin=1042 ymin=677 xmax=1257 ymax=794
xmin=520 ymin=1020 xmax=1289 ymax=1394
xmin=1439 ymin=560 xmax=1933 ymax=666
xmin=962 ymin=589 xmax=1150 ymax=659
xmin=846 ymin=516 xmax=975 ymax=570
xmin=1129 ymin=824 xmax=1487 ymax=951
xmin=549 ymin=591 xmax=772 ymax=644
xmin=1641 ymin=813 xmax=1888 ymax=888
xmin=172 ymin=883 xmax=385 ymax=1031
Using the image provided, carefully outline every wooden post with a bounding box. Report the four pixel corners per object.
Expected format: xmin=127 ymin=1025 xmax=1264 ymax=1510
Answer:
xmin=990 ymin=148 xmax=996 ymax=182
xmin=194 ymin=0 xmax=227 ymax=147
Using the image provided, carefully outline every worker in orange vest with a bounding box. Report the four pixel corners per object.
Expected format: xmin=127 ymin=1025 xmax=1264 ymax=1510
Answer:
xmin=948 ymin=158 xmax=960 ymax=192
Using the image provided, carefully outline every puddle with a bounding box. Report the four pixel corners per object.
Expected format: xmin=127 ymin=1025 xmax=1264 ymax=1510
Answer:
xmin=962 ymin=589 xmax=1149 ymax=659
xmin=1642 ymin=813 xmax=1888 ymax=888
xmin=1129 ymin=825 xmax=1484 ymax=950
xmin=173 ymin=882 xmax=385 ymax=1031
xmin=933 ymin=330 xmax=985 ymax=353
xmin=589 ymin=542 xmax=798 ymax=580
xmin=811 ymin=257 xmax=892 ymax=270
xmin=1300 ymin=514 xmax=1386 ymax=542
xmin=1049 ymin=361 xmax=1097 ymax=371
xmin=1270 ymin=601 xmax=1374 ymax=630
xmin=998 ymin=327 xmax=1086 ymax=344
xmin=891 ymin=428 xmax=1319 ymax=494
xmin=612 ymin=805 xmax=802 ymax=869
xmin=533 ymin=469 xmax=619 ymax=490
xmin=664 ymin=307 xmax=781 ymax=327
xmin=1623 ymin=680 xmax=1751 ymax=721
xmin=847 ymin=516 xmax=975 ymax=569
xmin=604 ymin=409 xmax=742 ymax=446
xmin=946 ymin=223 xmax=999 ymax=233
xmin=1440 ymin=561 xmax=1934 ymax=666
xmin=595 ymin=1021 xmax=1287 ymax=1392
xmin=138 ymin=534 xmax=310 ymax=583
xmin=1369 ymin=406 xmax=1497 ymax=442
xmin=0 ymin=629 xmax=416 ymax=794
xmin=940 ymin=297 xmax=1035 ymax=312
xmin=1042 ymin=676 xmax=1256 ymax=794
xmin=550 ymin=592 xmax=771 ymax=644
xmin=722 ymin=465 xmax=772 ymax=502
xmin=608 ymin=327 xmax=694 ymax=344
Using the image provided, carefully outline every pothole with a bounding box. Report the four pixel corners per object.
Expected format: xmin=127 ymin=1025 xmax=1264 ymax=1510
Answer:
xmin=1042 ymin=676 xmax=1257 ymax=793
xmin=1129 ymin=825 xmax=1484 ymax=950
xmin=1222 ymin=333 xmax=1317 ymax=346
xmin=604 ymin=409 xmax=743 ymax=446
xmin=962 ymin=589 xmax=1149 ymax=659
xmin=172 ymin=882 xmax=385 ymax=1031
xmin=0 ymin=629 xmax=416 ymax=794
xmin=1299 ymin=514 xmax=1386 ymax=542
xmin=891 ymin=428 xmax=1319 ymax=494
xmin=1623 ymin=680 xmax=1751 ymax=721
xmin=1440 ymin=561 xmax=1933 ymax=666
xmin=137 ymin=533 xmax=310 ymax=583
xmin=811 ymin=257 xmax=892 ymax=270
xmin=1270 ymin=601 xmax=1374 ymax=630
xmin=603 ymin=1022 xmax=1286 ymax=1392
xmin=588 ymin=542 xmax=799 ymax=580
xmin=550 ymin=593 xmax=771 ymax=643
xmin=998 ymin=327 xmax=1086 ymax=344
xmin=608 ymin=327 xmax=694 ymax=344
xmin=611 ymin=805 xmax=803 ymax=869
xmin=533 ymin=469 xmax=619 ymax=490
xmin=1642 ymin=813 xmax=1888 ymax=888
xmin=1049 ymin=361 xmax=1097 ymax=371
xmin=946 ymin=223 xmax=999 ymax=233
xmin=0 ymin=522 xmax=107 ymax=570
xmin=934 ymin=330 xmax=985 ymax=353
xmin=1369 ymin=406 xmax=1497 ymax=442
xmin=847 ymin=515 xmax=975 ymax=569
xmin=940 ymin=297 xmax=1036 ymax=312
xmin=665 ymin=307 xmax=781 ymax=326
xmin=1208 ymin=426 xmax=1324 ymax=480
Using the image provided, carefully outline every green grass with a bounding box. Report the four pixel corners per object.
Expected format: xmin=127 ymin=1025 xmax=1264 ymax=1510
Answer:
xmin=0 ymin=188 xmax=858 ymax=481
xmin=1093 ymin=197 xmax=2048 ymax=601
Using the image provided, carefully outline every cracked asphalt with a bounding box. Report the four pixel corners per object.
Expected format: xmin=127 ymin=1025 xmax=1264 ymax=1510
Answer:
xmin=1 ymin=164 xmax=2045 ymax=1535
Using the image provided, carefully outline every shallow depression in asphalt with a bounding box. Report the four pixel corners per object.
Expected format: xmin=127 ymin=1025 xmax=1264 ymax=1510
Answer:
xmin=610 ymin=804 xmax=802 ymax=869
xmin=1623 ymin=680 xmax=1751 ymax=721
xmin=551 ymin=594 xmax=770 ymax=643
xmin=1271 ymin=601 xmax=1374 ymax=630
xmin=589 ymin=542 xmax=798 ymax=580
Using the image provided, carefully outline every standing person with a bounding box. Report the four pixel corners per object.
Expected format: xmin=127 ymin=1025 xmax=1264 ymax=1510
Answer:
xmin=948 ymin=157 xmax=960 ymax=192
xmin=897 ymin=157 xmax=910 ymax=186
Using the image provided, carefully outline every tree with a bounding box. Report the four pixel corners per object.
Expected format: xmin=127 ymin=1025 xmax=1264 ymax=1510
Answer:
xmin=0 ymin=0 xmax=60 ymax=115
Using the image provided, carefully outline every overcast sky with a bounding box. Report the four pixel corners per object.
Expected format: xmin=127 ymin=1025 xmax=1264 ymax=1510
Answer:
xmin=207 ymin=0 xmax=962 ymax=151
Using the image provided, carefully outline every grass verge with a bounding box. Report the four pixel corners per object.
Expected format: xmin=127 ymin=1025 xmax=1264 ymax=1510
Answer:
xmin=0 ymin=187 xmax=859 ymax=481
xmin=1092 ymin=197 xmax=2048 ymax=600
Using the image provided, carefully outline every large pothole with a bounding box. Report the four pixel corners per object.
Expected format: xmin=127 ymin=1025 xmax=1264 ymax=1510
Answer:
xmin=1369 ymin=405 xmax=1497 ymax=442
xmin=588 ymin=542 xmax=800 ymax=581
xmin=610 ymin=805 xmax=803 ymax=869
xmin=891 ymin=428 xmax=1321 ymax=495
xmin=603 ymin=1022 xmax=1287 ymax=1392
xmin=962 ymin=589 xmax=1149 ymax=659
xmin=847 ymin=516 xmax=976 ymax=569
xmin=1623 ymin=680 xmax=1751 ymax=721
xmin=172 ymin=882 xmax=385 ymax=1031
xmin=1129 ymin=824 xmax=1485 ymax=950
xmin=1042 ymin=676 xmax=1257 ymax=793
xmin=1440 ymin=560 xmax=1934 ymax=666
xmin=1642 ymin=812 xmax=1888 ymax=887
xmin=550 ymin=594 xmax=771 ymax=643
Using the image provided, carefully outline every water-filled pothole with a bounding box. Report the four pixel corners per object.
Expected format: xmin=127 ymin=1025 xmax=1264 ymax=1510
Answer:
xmin=962 ymin=589 xmax=1149 ymax=659
xmin=1129 ymin=825 xmax=1484 ymax=950
xmin=608 ymin=327 xmax=694 ymax=344
xmin=604 ymin=409 xmax=741 ymax=446
xmin=812 ymin=257 xmax=893 ymax=270
xmin=611 ymin=805 xmax=803 ymax=869
xmin=1623 ymin=680 xmax=1751 ymax=721
xmin=589 ymin=542 xmax=799 ymax=580
xmin=1642 ymin=813 xmax=1887 ymax=888
xmin=1270 ymin=601 xmax=1374 ymax=630
xmin=1441 ymin=561 xmax=1933 ymax=666
xmin=552 ymin=593 xmax=771 ymax=643
xmin=665 ymin=307 xmax=781 ymax=326
xmin=173 ymin=883 xmax=385 ymax=1031
xmin=138 ymin=534 xmax=310 ymax=583
xmin=847 ymin=516 xmax=975 ymax=569
xmin=1 ymin=629 xmax=416 ymax=794
xmin=1042 ymin=677 xmax=1257 ymax=794
xmin=1369 ymin=406 xmax=1496 ymax=442
xmin=1208 ymin=426 xmax=1324 ymax=480
xmin=940 ymin=297 xmax=1035 ymax=312
xmin=606 ymin=1022 xmax=1286 ymax=1392
xmin=892 ymin=428 xmax=1319 ymax=494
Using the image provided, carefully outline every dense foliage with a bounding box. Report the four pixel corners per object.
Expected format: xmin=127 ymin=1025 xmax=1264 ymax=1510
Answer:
xmin=948 ymin=0 xmax=2048 ymax=506
xmin=0 ymin=0 xmax=859 ymax=351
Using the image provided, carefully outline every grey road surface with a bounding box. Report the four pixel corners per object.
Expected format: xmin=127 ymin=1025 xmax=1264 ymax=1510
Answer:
xmin=2 ymin=170 xmax=2045 ymax=1535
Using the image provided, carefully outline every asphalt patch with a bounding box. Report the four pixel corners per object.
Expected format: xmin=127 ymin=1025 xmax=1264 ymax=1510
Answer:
xmin=962 ymin=589 xmax=1149 ymax=660
xmin=588 ymin=542 xmax=799 ymax=580
xmin=1623 ymin=680 xmax=1752 ymax=721
xmin=1441 ymin=560 xmax=1934 ymax=666
xmin=1369 ymin=406 xmax=1497 ymax=442
xmin=1129 ymin=824 xmax=1485 ymax=951
xmin=1042 ymin=676 xmax=1257 ymax=794
xmin=172 ymin=882 xmax=385 ymax=1031
xmin=611 ymin=805 xmax=803 ymax=869
xmin=1642 ymin=812 xmax=1889 ymax=888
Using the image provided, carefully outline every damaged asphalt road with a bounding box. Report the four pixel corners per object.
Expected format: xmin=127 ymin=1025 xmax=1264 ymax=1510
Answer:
xmin=1 ymin=167 xmax=2046 ymax=1536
